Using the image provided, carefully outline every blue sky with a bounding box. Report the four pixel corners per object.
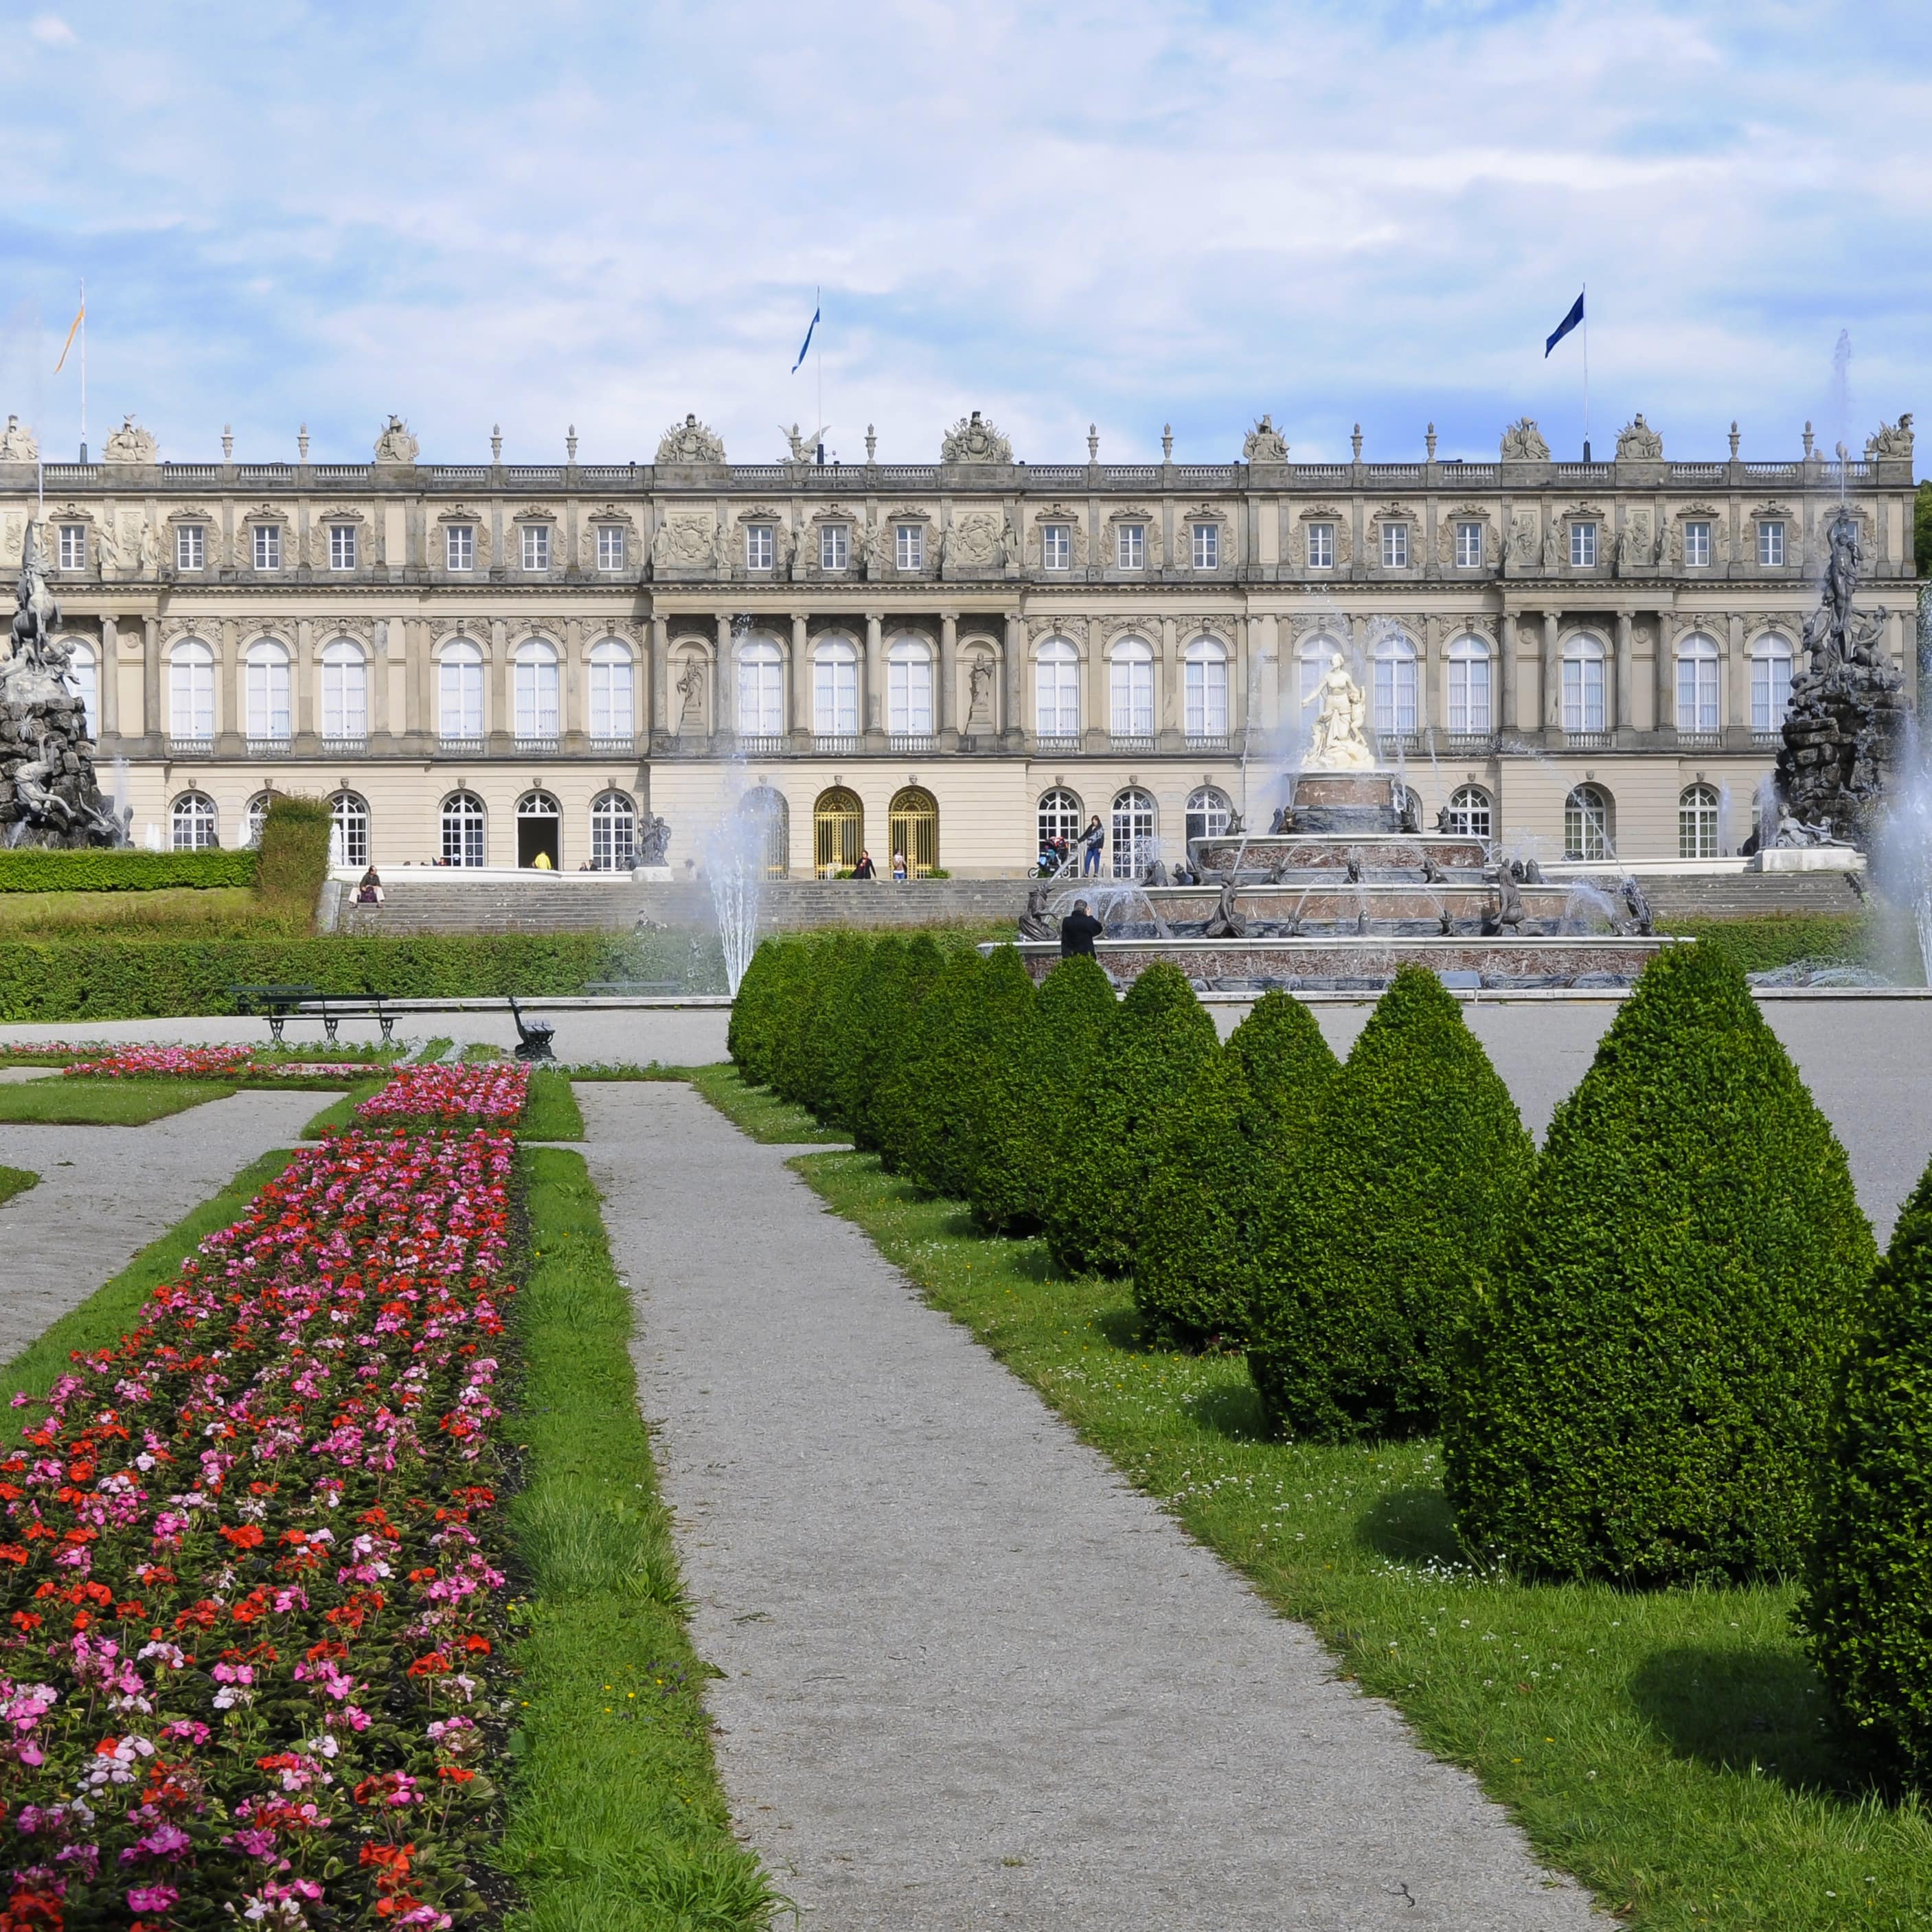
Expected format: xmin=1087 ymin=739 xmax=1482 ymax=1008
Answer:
xmin=0 ymin=0 xmax=1925 ymax=471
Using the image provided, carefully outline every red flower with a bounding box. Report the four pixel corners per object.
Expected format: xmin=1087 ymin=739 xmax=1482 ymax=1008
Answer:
xmin=218 ymin=1523 xmax=264 ymax=1551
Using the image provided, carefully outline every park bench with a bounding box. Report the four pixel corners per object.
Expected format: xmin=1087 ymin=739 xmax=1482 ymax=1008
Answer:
xmin=230 ymin=985 xmax=396 ymax=1045
xmin=230 ymin=984 xmax=321 ymax=1045
xmin=508 ymin=995 xmax=556 ymax=1063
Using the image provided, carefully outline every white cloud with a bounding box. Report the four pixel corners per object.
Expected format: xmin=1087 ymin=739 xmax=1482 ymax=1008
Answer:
xmin=27 ymin=14 xmax=74 ymax=44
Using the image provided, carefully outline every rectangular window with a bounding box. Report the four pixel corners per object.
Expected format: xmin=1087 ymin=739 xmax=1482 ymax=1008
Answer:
xmin=1191 ymin=523 xmax=1220 ymax=570
xmin=1759 ymin=519 xmax=1786 ymax=567
xmin=328 ymin=524 xmax=356 ymax=571
xmin=57 ymin=524 xmax=85 ymax=570
xmin=1569 ymin=521 xmax=1598 ymax=568
xmin=445 ymin=525 xmax=474 ymax=571
xmin=1455 ymin=521 xmax=1484 ymax=569
xmin=746 ymin=525 xmax=774 ymax=571
xmin=521 ymin=525 xmax=550 ymax=572
xmin=1684 ymin=521 xmax=1711 ymax=567
xmin=895 ymin=524 xmax=924 ymax=571
xmin=177 ymin=525 xmax=205 ymax=572
xmin=597 ymin=525 xmax=625 ymax=571
xmin=1043 ymin=524 xmax=1071 ymax=571
xmin=1447 ymin=655 xmax=1492 ymax=734
xmin=1116 ymin=523 xmax=1144 ymax=569
xmin=253 ymin=524 xmax=282 ymax=571
xmin=820 ymin=524 xmax=849 ymax=571
xmin=813 ymin=652 xmax=858 ymax=734
xmin=1562 ymin=653 xmax=1606 ymax=733
xmin=1306 ymin=522 xmax=1334 ymax=569
xmin=1381 ymin=522 xmax=1409 ymax=569
xmin=888 ymin=655 xmax=933 ymax=734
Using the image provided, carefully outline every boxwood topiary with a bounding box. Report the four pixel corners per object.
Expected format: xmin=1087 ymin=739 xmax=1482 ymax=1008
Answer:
xmin=828 ymin=934 xmax=905 ymax=1136
xmin=1248 ymin=966 xmax=1530 ymax=1444
xmin=1135 ymin=992 xmax=1339 ymax=1347
xmin=788 ymin=932 xmax=873 ymax=1124
xmin=968 ymin=953 xmax=1115 ymax=1234
xmin=729 ymin=936 xmax=806 ymax=1088
xmin=852 ymin=934 xmax=944 ymax=1155
xmin=766 ymin=934 xmax=834 ymax=1107
xmin=1801 ymin=1155 xmax=1932 ymax=1784
xmin=1043 ymin=962 xmax=1218 ymax=1279
xmin=937 ymin=944 xmax=1038 ymax=1202
xmin=872 ymin=947 xmax=985 ymax=1181
xmin=1442 ymin=942 xmax=1875 ymax=1585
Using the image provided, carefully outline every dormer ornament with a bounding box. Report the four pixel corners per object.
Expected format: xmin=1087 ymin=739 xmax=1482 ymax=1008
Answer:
xmin=1615 ymin=413 xmax=1663 ymax=461
xmin=940 ymin=411 xmax=1012 ymax=464
xmin=1242 ymin=414 xmax=1288 ymax=462
xmin=1499 ymin=416 xmax=1550 ymax=462
xmin=657 ymin=414 xmax=726 ymax=465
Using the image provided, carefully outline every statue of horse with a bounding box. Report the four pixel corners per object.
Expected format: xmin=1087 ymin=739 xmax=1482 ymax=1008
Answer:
xmin=10 ymin=525 xmax=59 ymax=668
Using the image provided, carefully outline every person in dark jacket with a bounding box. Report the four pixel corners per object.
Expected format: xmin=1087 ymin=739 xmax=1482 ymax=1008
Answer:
xmin=1080 ymin=815 xmax=1104 ymax=876
xmin=1059 ymin=898 xmax=1104 ymax=957
xmin=851 ymin=849 xmax=876 ymax=879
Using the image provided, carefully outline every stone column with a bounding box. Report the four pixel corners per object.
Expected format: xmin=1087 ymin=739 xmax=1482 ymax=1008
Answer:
xmin=864 ymin=611 xmax=884 ymax=739
xmin=715 ymin=613 xmax=737 ymax=740
xmin=1727 ymin=612 xmax=1747 ymax=732
xmin=144 ymin=617 xmax=161 ymax=739
xmin=938 ymin=611 xmax=958 ymax=744
xmin=1003 ymin=613 xmax=1023 ymax=745
xmin=405 ymin=620 xmax=426 ymax=740
xmin=1498 ymin=612 xmax=1517 ymax=733
xmin=1231 ymin=616 xmax=1249 ymax=737
xmin=1614 ymin=611 xmax=1634 ymax=734
xmin=648 ymin=617 xmax=668 ymax=742
xmin=295 ymin=620 xmax=315 ymax=741
xmin=1159 ymin=614 xmax=1180 ymax=742
xmin=98 ymin=615 xmax=119 ymax=740
xmin=218 ymin=620 xmax=238 ymax=745
xmin=488 ymin=620 xmax=508 ymax=745
xmin=791 ymin=614 xmax=812 ymax=738
xmin=1656 ymin=614 xmax=1676 ymax=734
xmin=563 ymin=618 xmax=584 ymax=742
xmin=1087 ymin=625 xmax=1109 ymax=748
xmin=370 ymin=620 xmax=391 ymax=741
xmin=1543 ymin=609 xmax=1563 ymax=731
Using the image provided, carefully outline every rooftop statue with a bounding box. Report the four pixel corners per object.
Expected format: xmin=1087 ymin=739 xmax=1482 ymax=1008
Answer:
xmin=782 ymin=422 xmax=828 ymax=463
xmin=1866 ymin=414 xmax=1914 ymax=461
xmin=1615 ymin=413 xmax=1663 ymax=460
xmin=0 ymin=416 xmax=36 ymax=462
xmin=1242 ymin=413 xmax=1288 ymax=462
xmin=1499 ymin=416 xmax=1550 ymax=462
xmin=1302 ymin=652 xmax=1376 ymax=773
xmin=657 ymin=414 xmax=726 ymax=466
xmin=101 ymin=414 xmax=157 ymax=464
xmin=940 ymin=411 xmax=1012 ymax=465
xmin=373 ymin=414 xmax=419 ymax=464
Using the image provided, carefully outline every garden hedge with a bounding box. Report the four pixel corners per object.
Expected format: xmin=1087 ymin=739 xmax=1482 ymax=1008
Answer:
xmin=1801 ymin=1152 xmax=1932 ymax=1784
xmin=1443 ymin=942 xmax=1876 ymax=1585
xmin=1223 ymin=988 xmax=1339 ymax=1155
xmin=784 ymin=932 xmax=872 ymax=1122
xmin=828 ymin=934 xmax=902 ymax=1136
xmin=851 ymin=934 xmax=944 ymax=1155
xmin=968 ymin=953 xmax=1117 ymax=1234
xmin=939 ymin=944 xmax=1037 ymax=1202
xmin=0 ymin=848 xmax=257 ymax=894
xmin=256 ymin=793 xmax=334 ymax=921
xmin=873 ymin=948 xmax=986 ymax=1185
xmin=1043 ymin=962 xmax=1218 ymax=1279
xmin=1248 ymin=966 xmax=1531 ymax=1444
xmin=725 ymin=937 xmax=799 ymax=1087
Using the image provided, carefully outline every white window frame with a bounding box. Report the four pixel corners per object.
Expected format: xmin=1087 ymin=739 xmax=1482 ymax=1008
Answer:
xmin=894 ymin=524 xmax=924 ymax=571
xmin=321 ymin=639 xmax=368 ymax=742
xmin=176 ymin=525 xmax=205 ymax=572
xmin=813 ymin=639 xmax=859 ymax=735
xmin=1564 ymin=786 xmax=1612 ymax=862
xmin=819 ymin=523 xmax=849 ymax=572
xmin=590 ymin=791 xmax=637 ymax=871
xmin=1679 ymin=784 xmax=1720 ymax=860
xmin=1109 ymin=639 xmax=1155 ymax=738
xmin=253 ymin=523 xmax=282 ymax=571
xmin=1110 ymin=787 xmax=1157 ymax=880
xmin=1372 ymin=636 xmax=1418 ymax=735
xmin=69 ymin=641 xmax=97 ymax=736
xmin=1447 ymin=784 xmax=1493 ymax=840
xmin=737 ymin=639 xmax=784 ymax=736
xmin=1446 ymin=637 xmax=1492 ymax=736
xmin=1380 ymin=521 xmax=1409 ymax=569
xmin=1043 ymin=523 xmax=1071 ymax=571
xmin=1190 ymin=523 xmax=1220 ymax=571
xmin=1751 ymin=635 xmax=1793 ymax=734
xmin=328 ymin=524 xmax=356 ymax=571
xmin=445 ymin=524 xmax=475 ymax=572
xmin=1561 ymin=636 xmax=1607 ymax=734
xmin=58 ymin=524 xmax=86 ymax=571
xmin=1455 ymin=521 xmax=1483 ymax=569
xmin=1035 ymin=639 xmax=1080 ymax=738
xmin=1683 ymin=521 xmax=1712 ymax=568
xmin=745 ymin=525 xmax=775 ymax=572
xmin=1569 ymin=521 xmax=1598 ymax=568
xmin=588 ymin=638 xmax=635 ymax=740
xmin=596 ymin=524 xmax=626 ymax=573
xmin=1306 ymin=521 xmax=1334 ymax=569
xmin=245 ymin=640 xmax=291 ymax=742
xmin=1676 ymin=635 xmax=1720 ymax=733
xmin=1184 ymin=786 xmax=1233 ymax=847
xmin=439 ymin=641 xmax=486 ymax=739
xmin=329 ymin=793 xmax=370 ymax=870
xmin=887 ymin=639 xmax=934 ymax=736
xmin=1758 ymin=519 xmax=1786 ymax=567
xmin=441 ymin=791 xmax=486 ymax=867
xmin=169 ymin=640 xmax=215 ymax=739
xmin=514 ymin=638 xmax=562 ymax=738
xmin=1183 ymin=638 xmax=1228 ymax=738
xmin=1038 ymin=787 xmax=1084 ymax=855
xmin=521 ymin=524 xmax=551 ymax=573
xmin=170 ymin=793 xmax=218 ymax=852
xmin=1116 ymin=523 xmax=1144 ymax=570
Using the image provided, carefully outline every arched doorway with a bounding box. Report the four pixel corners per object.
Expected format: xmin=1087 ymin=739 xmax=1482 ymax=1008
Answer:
xmin=888 ymin=786 xmax=939 ymax=878
xmin=814 ymin=786 xmax=864 ymax=878
xmin=516 ymin=790 xmax=562 ymax=869
xmin=741 ymin=786 xmax=790 ymax=878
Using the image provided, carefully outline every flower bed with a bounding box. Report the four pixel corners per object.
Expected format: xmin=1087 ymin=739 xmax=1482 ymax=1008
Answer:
xmin=61 ymin=1049 xmax=398 ymax=1084
xmin=0 ymin=1109 xmax=519 ymax=1929
xmin=354 ymin=1068 xmax=527 ymax=1133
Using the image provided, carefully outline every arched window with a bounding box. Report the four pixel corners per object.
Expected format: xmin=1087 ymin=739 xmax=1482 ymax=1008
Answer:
xmin=514 ymin=637 xmax=561 ymax=740
xmin=1751 ymin=633 xmax=1793 ymax=734
xmin=736 ymin=635 xmax=784 ymax=736
xmin=1561 ymin=633 xmax=1607 ymax=734
xmin=1036 ymin=638 xmax=1080 ymax=738
xmin=243 ymin=792 xmax=273 ymax=850
xmin=168 ymin=639 xmax=215 ymax=740
xmin=588 ymin=638 xmax=635 ymax=740
xmin=1038 ymin=786 xmax=1083 ymax=862
xmin=1679 ymin=782 xmax=1721 ymax=859
xmin=1185 ymin=786 xmax=1234 ymax=847
xmin=440 ymin=639 xmax=484 ymax=739
xmin=516 ymin=789 xmax=562 ymax=870
xmin=1109 ymin=637 xmax=1155 ymax=738
xmin=1446 ymin=635 xmax=1492 ymax=736
xmin=440 ymin=790 xmax=486 ymax=867
xmin=1676 ymin=633 xmax=1720 ymax=734
xmin=590 ymin=790 xmax=637 ymax=871
xmin=1111 ymin=786 xmax=1157 ymax=880
xmin=170 ymin=791 xmax=218 ymax=852
xmin=321 ymin=638 xmax=367 ymax=742
xmin=888 ymin=786 xmax=939 ymax=877
xmin=329 ymin=791 xmax=370 ymax=870
xmin=1446 ymin=784 xmax=1493 ymax=840
xmin=813 ymin=786 xmax=864 ymax=878
xmin=65 ymin=640 xmax=97 ymax=739
xmin=1372 ymin=632 xmax=1418 ymax=735
xmin=740 ymin=786 xmax=789 ymax=878
xmin=1563 ymin=784 xmax=1613 ymax=862
xmin=812 ymin=637 xmax=859 ymax=736
xmin=245 ymin=639 xmax=291 ymax=743
xmin=1299 ymin=641 xmax=1342 ymax=715
xmin=887 ymin=637 xmax=933 ymax=736
xmin=1183 ymin=637 xmax=1228 ymax=740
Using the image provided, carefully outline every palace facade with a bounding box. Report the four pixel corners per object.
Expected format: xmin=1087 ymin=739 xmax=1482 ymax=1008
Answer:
xmin=0 ymin=405 xmax=1918 ymax=876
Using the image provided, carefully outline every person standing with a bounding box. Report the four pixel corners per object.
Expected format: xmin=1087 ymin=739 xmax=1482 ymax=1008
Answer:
xmin=1080 ymin=814 xmax=1104 ymax=877
xmin=1059 ymin=898 xmax=1104 ymax=957
xmin=852 ymin=848 xmax=876 ymax=879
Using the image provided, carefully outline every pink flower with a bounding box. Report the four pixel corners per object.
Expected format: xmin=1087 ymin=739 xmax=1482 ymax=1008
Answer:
xmin=127 ymin=1883 xmax=180 ymax=1911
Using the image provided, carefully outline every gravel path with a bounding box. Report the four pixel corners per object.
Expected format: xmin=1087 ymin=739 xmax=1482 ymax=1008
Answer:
xmin=0 ymin=1089 xmax=337 ymax=1363
xmin=582 ymin=1082 xmax=1595 ymax=1931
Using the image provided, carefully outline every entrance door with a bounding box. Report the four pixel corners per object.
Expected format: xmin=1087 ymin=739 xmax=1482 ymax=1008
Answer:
xmin=516 ymin=791 xmax=562 ymax=868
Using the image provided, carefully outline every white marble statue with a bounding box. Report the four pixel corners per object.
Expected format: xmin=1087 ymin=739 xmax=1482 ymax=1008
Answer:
xmin=1303 ymin=652 xmax=1376 ymax=771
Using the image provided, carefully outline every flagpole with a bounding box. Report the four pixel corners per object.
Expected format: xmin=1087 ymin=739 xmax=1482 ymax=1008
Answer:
xmin=815 ymin=284 xmax=823 ymax=464
xmin=78 ymin=278 xmax=86 ymax=463
xmin=1581 ymin=280 xmax=1589 ymax=460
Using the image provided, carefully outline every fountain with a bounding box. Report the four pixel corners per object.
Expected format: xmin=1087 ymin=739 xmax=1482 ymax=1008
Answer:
xmin=1000 ymin=652 xmax=1674 ymax=992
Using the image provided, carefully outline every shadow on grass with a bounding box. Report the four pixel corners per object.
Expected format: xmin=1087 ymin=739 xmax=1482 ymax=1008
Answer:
xmin=1180 ymin=1379 xmax=1271 ymax=1442
xmin=1354 ymin=1482 xmax=1464 ymax=1569
xmin=1626 ymin=1643 xmax=1867 ymax=1800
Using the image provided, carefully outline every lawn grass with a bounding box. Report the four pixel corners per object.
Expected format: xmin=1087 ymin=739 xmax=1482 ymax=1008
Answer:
xmin=499 ymin=1148 xmax=782 ymax=1930
xmin=300 ymin=1080 xmax=385 ymax=1137
xmin=687 ymin=1065 xmax=845 ymax=1145
xmin=0 ymin=1077 xmax=240 ymax=1125
xmin=0 ymin=885 xmax=264 ymax=934
xmin=0 ymin=1148 xmax=294 ymax=1404
xmin=521 ymin=1069 xmax=585 ymax=1141
xmin=0 ymin=1166 xmax=36 ymax=1207
xmin=689 ymin=1070 xmax=1932 ymax=1932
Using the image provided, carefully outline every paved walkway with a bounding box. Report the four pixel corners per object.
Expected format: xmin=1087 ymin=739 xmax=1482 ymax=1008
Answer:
xmin=0 ymin=1089 xmax=336 ymax=1363
xmin=582 ymin=1083 xmax=1595 ymax=1931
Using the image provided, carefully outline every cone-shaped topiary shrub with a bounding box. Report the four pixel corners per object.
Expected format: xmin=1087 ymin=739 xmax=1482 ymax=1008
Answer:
xmin=1135 ymin=992 xmax=1339 ymax=1346
xmin=1442 ymin=941 xmax=1875 ymax=1585
xmin=829 ymin=934 xmax=906 ymax=1137
xmin=767 ymin=933 xmax=835 ymax=1107
xmin=789 ymin=932 xmax=872 ymax=1125
xmin=852 ymin=935 xmax=944 ymax=1155
xmin=1043 ymin=962 xmax=1218 ymax=1278
xmin=1248 ymin=966 xmax=1530 ymax=1444
xmin=1801 ymin=1155 xmax=1932 ymax=1784
xmin=937 ymin=944 xmax=1038 ymax=1202
xmin=872 ymin=947 xmax=985 ymax=1182
xmin=729 ymin=937 xmax=811 ymax=1089
xmin=968 ymin=953 xmax=1116 ymax=1234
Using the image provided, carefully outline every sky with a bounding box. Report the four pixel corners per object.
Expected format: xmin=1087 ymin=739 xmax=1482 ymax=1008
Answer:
xmin=0 ymin=0 xmax=1926 ymax=473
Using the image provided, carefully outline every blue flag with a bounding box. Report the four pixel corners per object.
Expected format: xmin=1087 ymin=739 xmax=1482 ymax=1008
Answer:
xmin=1545 ymin=291 xmax=1584 ymax=357
xmin=791 ymin=305 xmax=820 ymax=374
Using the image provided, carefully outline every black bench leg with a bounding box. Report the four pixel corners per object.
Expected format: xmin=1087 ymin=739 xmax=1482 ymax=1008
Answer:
xmin=378 ymin=1015 xmax=394 ymax=1043
xmin=324 ymin=1016 xmax=339 ymax=1045
xmin=269 ymin=1015 xmax=286 ymax=1045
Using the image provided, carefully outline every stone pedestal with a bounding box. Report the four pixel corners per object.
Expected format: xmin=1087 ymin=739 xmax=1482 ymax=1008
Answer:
xmin=1754 ymin=847 xmax=1867 ymax=873
xmin=1290 ymin=771 xmax=1407 ymax=834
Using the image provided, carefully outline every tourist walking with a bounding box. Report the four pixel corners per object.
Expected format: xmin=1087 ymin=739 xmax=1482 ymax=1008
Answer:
xmin=852 ymin=848 xmax=876 ymax=879
xmin=892 ymin=850 xmax=908 ymax=882
xmin=1059 ymin=898 xmax=1104 ymax=957
xmin=1080 ymin=815 xmax=1104 ymax=876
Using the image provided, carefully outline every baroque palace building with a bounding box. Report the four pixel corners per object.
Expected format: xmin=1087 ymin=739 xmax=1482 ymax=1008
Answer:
xmin=0 ymin=403 xmax=1918 ymax=877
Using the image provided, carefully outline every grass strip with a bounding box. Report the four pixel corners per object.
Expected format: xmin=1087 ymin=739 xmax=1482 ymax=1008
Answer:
xmin=0 ymin=1165 xmax=36 ymax=1207
xmin=0 ymin=1148 xmax=295 ymax=1405
xmin=566 ymin=1062 xmax=724 ymax=1082
xmin=521 ymin=1069 xmax=587 ymax=1141
xmin=690 ymin=1073 xmax=1932 ymax=1932
xmin=0 ymin=1076 xmax=240 ymax=1124
xmin=300 ymin=1080 xmax=386 ymax=1137
xmin=687 ymin=1065 xmax=846 ymax=1145
xmin=414 ymin=1035 xmax=456 ymax=1063
xmin=499 ymin=1148 xmax=782 ymax=1931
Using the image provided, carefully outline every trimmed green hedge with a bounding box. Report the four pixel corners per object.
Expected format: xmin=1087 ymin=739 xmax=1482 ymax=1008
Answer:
xmin=1802 ymin=1152 xmax=1932 ymax=1785
xmin=0 ymin=849 xmax=257 ymax=894
xmin=1248 ymin=967 xmax=1531 ymax=1444
xmin=874 ymin=949 xmax=986 ymax=1184
xmin=1444 ymin=943 xmax=1875 ymax=1584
